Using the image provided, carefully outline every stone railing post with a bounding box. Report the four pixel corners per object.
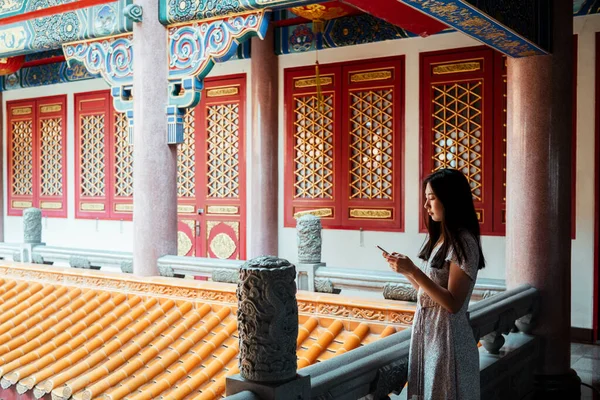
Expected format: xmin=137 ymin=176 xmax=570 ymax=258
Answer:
xmin=18 ymin=208 xmax=44 ymax=263
xmin=226 ymin=256 xmax=310 ymax=399
xmin=296 ymin=215 xmax=325 ymax=292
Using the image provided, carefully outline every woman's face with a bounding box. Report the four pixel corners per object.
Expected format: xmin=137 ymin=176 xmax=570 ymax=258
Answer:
xmin=424 ymin=182 xmax=444 ymax=222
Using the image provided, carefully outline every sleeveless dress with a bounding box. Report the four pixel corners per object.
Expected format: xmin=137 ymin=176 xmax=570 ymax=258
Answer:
xmin=407 ymin=232 xmax=480 ymax=400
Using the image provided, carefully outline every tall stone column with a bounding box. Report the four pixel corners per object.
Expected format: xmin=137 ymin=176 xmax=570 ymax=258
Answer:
xmin=132 ymin=0 xmax=177 ymax=276
xmin=506 ymin=0 xmax=579 ymax=396
xmin=249 ymin=26 xmax=278 ymax=258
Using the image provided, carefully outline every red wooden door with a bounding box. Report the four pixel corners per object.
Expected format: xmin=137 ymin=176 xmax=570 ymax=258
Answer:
xmin=177 ymin=75 xmax=246 ymax=259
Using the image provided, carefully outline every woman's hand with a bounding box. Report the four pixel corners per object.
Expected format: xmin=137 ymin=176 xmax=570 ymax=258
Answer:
xmin=384 ymin=252 xmax=417 ymax=276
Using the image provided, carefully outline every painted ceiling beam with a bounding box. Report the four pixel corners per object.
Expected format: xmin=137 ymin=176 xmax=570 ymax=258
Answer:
xmin=0 ymin=0 xmax=131 ymax=58
xmin=0 ymin=0 xmax=115 ymax=25
xmin=339 ymin=0 xmax=446 ymax=37
xmin=159 ymin=0 xmax=321 ymax=25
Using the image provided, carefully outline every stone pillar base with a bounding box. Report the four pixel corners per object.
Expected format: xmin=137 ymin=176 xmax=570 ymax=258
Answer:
xmin=226 ymin=373 xmax=310 ymax=400
xmin=533 ymin=369 xmax=581 ymax=400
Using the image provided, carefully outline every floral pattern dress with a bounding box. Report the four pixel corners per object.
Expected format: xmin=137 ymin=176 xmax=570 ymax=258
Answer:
xmin=407 ymin=232 xmax=480 ymax=400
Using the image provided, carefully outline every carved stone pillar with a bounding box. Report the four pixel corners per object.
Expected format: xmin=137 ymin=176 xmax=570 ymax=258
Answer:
xmin=297 ymin=215 xmax=322 ymax=264
xmin=227 ymin=256 xmax=310 ymax=399
xmin=23 ymin=208 xmax=42 ymax=244
xmin=506 ymin=0 xmax=580 ymax=396
xmin=132 ymin=0 xmax=177 ymax=276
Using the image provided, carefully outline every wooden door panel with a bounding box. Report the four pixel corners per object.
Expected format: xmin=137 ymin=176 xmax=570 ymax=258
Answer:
xmin=177 ymin=219 xmax=196 ymax=257
xmin=205 ymin=220 xmax=240 ymax=260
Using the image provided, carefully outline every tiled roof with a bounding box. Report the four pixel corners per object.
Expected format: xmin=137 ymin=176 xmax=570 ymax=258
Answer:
xmin=0 ymin=262 xmax=415 ymax=400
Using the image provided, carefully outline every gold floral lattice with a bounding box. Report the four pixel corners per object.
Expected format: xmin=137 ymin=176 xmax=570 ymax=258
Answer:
xmin=293 ymin=94 xmax=334 ymax=199
xmin=80 ymin=114 xmax=106 ymax=197
xmin=10 ymin=120 xmax=34 ymax=196
xmin=431 ymin=81 xmax=483 ymax=201
xmin=206 ymin=103 xmax=240 ymax=198
xmin=349 ymin=89 xmax=394 ymax=200
xmin=39 ymin=118 xmax=64 ymax=196
xmin=114 ymin=112 xmax=133 ymax=197
xmin=177 ymin=108 xmax=196 ymax=198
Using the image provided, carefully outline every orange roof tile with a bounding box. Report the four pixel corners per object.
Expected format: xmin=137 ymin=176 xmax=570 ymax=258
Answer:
xmin=0 ymin=262 xmax=415 ymax=400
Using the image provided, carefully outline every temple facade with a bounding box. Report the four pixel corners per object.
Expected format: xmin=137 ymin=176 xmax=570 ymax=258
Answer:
xmin=0 ymin=0 xmax=596 ymax=397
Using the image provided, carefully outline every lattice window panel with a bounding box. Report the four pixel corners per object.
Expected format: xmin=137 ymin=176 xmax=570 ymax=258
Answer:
xmin=293 ymin=94 xmax=335 ymax=199
xmin=206 ymin=104 xmax=240 ymax=198
xmin=431 ymin=81 xmax=483 ymax=201
xmin=10 ymin=120 xmax=34 ymax=196
xmin=177 ymin=108 xmax=196 ymax=198
xmin=39 ymin=118 xmax=63 ymax=196
xmin=348 ymin=89 xmax=394 ymax=200
xmin=114 ymin=112 xmax=133 ymax=197
xmin=80 ymin=115 xmax=106 ymax=197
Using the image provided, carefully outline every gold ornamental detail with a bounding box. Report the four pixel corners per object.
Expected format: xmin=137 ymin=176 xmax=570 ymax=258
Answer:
xmin=40 ymin=201 xmax=62 ymax=210
xmin=210 ymin=233 xmax=237 ymax=259
xmin=206 ymin=87 xmax=239 ymax=97
xmin=178 ymin=204 xmax=195 ymax=214
xmin=177 ymin=231 xmax=193 ymax=256
xmin=81 ymin=203 xmax=105 ymax=211
xmin=40 ymin=104 xmax=62 ymax=113
xmin=12 ymin=107 xmax=32 ymax=116
xmin=349 ymin=70 xmax=392 ymax=83
xmin=12 ymin=200 xmax=33 ymax=208
xmin=207 ymin=205 xmax=238 ymax=215
xmin=432 ymin=61 xmax=481 ymax=75
xmin=115 ymin=203 xmax=133 ymax=212
xmin=293 ymin=208 xmax=333 ymax=219
xmin=294 ymin=76 xmax=333 ymax=88
xmin=349 ymin=209 xmax=392 ymax=219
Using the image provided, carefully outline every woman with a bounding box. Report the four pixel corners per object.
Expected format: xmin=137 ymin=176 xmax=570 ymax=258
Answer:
xmin=383 ymin=168 xmax=485 ymax=400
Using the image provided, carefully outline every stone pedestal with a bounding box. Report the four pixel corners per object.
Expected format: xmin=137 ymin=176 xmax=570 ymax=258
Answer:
xmin=506 ymin=0 xmax=579 ymax=396
xmin=132 ymin=0 xmax=177 ymax=276
xmin=249 ymin=26 xmax=278 ymax=258
xmin=297 ymin=215 xmax=322 ymax=264
xmin=226 ymin=373 xmax=310 ymax=400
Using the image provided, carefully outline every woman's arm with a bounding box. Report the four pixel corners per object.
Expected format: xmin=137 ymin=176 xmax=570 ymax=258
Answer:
xmin=409 ymin=262 xmax=472 ymax=314
xmin=389 ymin=252 xmax=420 ymax=290
xmin=385 ymin=253 xmax=472 ymax=313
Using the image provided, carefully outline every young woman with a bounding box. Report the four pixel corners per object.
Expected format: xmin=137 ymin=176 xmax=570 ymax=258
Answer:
xmin=383 ymin=168 xmax=485 ymax=400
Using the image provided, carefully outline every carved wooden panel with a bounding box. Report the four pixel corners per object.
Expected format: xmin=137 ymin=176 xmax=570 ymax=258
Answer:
xmin=206 ymin=103 xmax=240 ymax=199
xmin=7 ymin=96 xmax=67 ymax=217
xmin=177 ymin=108 xmax=196 ymax=198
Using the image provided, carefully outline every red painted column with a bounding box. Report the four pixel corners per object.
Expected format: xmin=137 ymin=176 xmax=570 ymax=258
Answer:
xmin=0 ymin=91 xmax=4 ymax=243
xmin=249 ymin=26 xmax=279 ymax=257
xmin=132 ymin=0 xmax=177 ymax=275
xmin=506 ymin=0 xmax=579 ymax=395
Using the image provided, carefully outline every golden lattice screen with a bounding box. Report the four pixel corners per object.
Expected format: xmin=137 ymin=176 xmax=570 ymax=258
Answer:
xmin=206 ymin=103 xmax=240 ymax=198
xmin=39 ymin=118 xmax=64 ymax=196
xmin=10 ymin=120 xmax=34 ymax=196
xmin=349 ymin=89 xmax=394 ymax=200
xmin=114 ymin=112 xmax=133 ymax=197
xmin=177 ymin=109 xmax=196 ymax=198
xmin=431 ymin=81 xmax=483 ymax=201
xmin=293 ymin=94 xmax=335 ymax=199
xmin=80 ymin=114 xmax=106 ymax=197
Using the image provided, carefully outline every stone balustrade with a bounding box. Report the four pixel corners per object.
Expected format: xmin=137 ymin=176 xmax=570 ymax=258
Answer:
xmin=222 ymin=284 xmax=540 ymax=399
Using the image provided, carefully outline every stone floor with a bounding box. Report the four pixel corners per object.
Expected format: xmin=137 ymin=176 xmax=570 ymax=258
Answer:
xmin=573 ymin=342 xmax=600 ymax=400
xmin=392 ymin=342 xmax=600 ymax=399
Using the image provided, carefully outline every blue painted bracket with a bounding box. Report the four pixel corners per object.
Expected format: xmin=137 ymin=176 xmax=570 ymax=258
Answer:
xmin=63 ymin=34 xmax=134 ymax=141
xmin=165 ymin=10 xmax=270 ymax=144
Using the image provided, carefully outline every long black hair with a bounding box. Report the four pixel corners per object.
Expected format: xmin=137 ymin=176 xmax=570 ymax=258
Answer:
xmin=418 ymin=168 xmax=486 ymax=270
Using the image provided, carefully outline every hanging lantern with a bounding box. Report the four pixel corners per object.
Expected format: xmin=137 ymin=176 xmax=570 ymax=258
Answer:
xmin=290 ymin=2 xmax=355 ymax=110
xmin=0 ymin=56 xmax=25 ymax=76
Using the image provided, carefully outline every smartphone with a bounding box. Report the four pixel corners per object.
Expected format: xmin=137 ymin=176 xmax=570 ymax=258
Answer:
xmin=376 ymin=245 xmax=389 ymax=254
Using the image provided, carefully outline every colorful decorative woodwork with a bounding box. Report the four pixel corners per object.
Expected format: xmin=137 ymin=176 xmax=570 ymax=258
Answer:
xmin=6 ymin=95 xmax=68 ymax=217
xmin=284 ymin=56 xmax=405 ymax=231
